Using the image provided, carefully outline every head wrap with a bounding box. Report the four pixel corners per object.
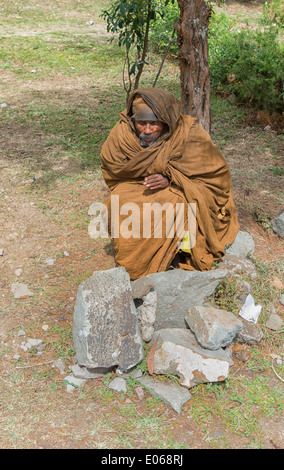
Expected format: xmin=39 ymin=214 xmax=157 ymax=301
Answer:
xmin=131 ymin=96 xmax=157 ymax=121
xmin=127 ymin=88 xmax=181 ymax=136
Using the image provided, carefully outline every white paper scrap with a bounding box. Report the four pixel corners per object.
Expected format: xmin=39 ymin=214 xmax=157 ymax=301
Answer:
xmin=239 ymin=294 xmax=262 ymax=324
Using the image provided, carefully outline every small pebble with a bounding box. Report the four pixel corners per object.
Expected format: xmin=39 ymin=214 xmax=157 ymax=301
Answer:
xmin=134 ymin=386 xmax=145 ymax=401
xmin=45 ymin=258 xmax=54 ymax=266
xmin=264 ymin=125 xmax=272 ymax=132
xmin=108 ymin=377 xmax=127 ymax=393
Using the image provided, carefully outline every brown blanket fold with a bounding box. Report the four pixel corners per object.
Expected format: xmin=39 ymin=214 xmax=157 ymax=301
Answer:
xmin=101 ymin=88 xmax=239 ymax=280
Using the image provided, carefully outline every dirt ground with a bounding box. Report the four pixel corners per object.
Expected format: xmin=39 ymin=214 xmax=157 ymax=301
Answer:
xmin=0 ymin=1 xmax=283 ymax=450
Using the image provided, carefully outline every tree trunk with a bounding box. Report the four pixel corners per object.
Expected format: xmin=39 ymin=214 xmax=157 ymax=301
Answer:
xmin=176 ymin=0 xmax=211 ymax=134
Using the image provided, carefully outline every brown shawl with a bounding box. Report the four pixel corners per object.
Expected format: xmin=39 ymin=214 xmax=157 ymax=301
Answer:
xmin=101 ymin=88 xmax=239 ymax=280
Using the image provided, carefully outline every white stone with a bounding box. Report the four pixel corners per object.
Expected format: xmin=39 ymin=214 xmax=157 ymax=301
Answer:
xmin=53 ymin=358 xmax=66 ymax=375
xmin=45 ymin=258 xmax=54 ymax=266
xmin=136 ymin=290 xmax=157 ymax=342
xmin=239 ymin=294 xmax=262 ymax=324
xmin=11 ymin=283 xmax=33 ymax=299
xmin=17 ymin=329 xmax=26 ymax=337
xmin=151 ymin=329 xmax=230 ymax=389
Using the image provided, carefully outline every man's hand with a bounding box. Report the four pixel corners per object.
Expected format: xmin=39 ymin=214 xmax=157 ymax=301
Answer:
xmin=143 ymin=173 xmax=170 ymax=190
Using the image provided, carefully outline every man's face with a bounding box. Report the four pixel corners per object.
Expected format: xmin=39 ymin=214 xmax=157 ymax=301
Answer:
xmin=135 ymin=120 xmax=164 ymax=147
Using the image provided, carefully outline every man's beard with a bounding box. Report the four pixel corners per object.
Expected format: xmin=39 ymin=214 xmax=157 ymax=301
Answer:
xmin=139 ymin=133 xmax=158 ymax=148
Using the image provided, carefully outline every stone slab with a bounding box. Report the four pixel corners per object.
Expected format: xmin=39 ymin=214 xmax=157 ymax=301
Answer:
xmin=151 ymin=328 xmax=231 ymax=389
xmin=225 ymin=230 xmax=255 ymax=257
xmin=185 ymin=305 xmax=243 ymax=350
xmin=138 ymin=375 xmax=191 ymax=414
xmin=132 ymin=269 xmax=228 ymax=330
xmin=73 ymin=267 xmax=144 ymax=372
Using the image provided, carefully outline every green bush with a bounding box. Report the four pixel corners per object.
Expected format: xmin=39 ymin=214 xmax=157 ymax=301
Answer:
xmin=149 ymin=0 xmax=180 ymax=54
xmin=150 ymin=1 xmax=284 ymax=113
xmin=208 ymin=10 xmax=284 ymax=112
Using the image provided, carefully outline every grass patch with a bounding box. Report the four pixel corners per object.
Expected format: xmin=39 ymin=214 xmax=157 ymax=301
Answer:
xmin=0 ymin=35 xmax=125 ymax=78
xmin=189 ymin=370 xmax=284 ymax=447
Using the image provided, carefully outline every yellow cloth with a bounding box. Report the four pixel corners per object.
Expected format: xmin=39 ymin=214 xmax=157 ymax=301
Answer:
xmin=180 ymin=231 xmax=191 ymax=253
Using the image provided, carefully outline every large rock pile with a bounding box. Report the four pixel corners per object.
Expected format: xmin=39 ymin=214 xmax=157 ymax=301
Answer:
xmin=71 ymin=231 xmax=269 ymax=412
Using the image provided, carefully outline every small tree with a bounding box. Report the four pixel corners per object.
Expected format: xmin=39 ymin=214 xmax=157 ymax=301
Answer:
xmin=101 ymin=0 xmax=212 ymax=132
xmin=101 ymin=0 xmax=157 ymax=100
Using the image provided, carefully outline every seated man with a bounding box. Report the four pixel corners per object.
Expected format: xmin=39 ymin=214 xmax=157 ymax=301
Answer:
xmin=101 ymin=87 xmax=239 ymax=280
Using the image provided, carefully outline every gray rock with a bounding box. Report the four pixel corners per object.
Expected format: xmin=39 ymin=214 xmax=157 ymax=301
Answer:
xmin=271 ymin=210 xmax=284 ymax=238
xmin=53 ymin=358 xmax=66 ymax=375
xmin=20 ymin=338 xmax=44 ymax=352
xmin=217 ymin=254 xmax=257 ymax=278
xmin=108 ymin=377 xmax=127 ymax=393
xmin=0 ymin=248 xmax=4 ymax=256
xmin=264 ymin=125 xmax=272 ymax=132
xmin=17 ymin=329 xmax=26 ymax=337
xmin=226 ymin=231 xmax=255 ymax=257
xmin=236 ymin=320 xmax=263 ymax=344
xmin=151 ymin=328 xmax=231 ymax=389
xmin=185 ymin=305 xmax=243 ymax=350
xmin=134 ymin=386 xmax=145 ymax=401
xmin=138 ymin=375 xmax=191 ymax=413
xmin=71 ymin=363 xmax=102 ymax=379
xmin=11 ymin=283 xmax=34 ymax=299
xmin=73 ymin=267 xmax=144 ymax=372
xmin=64 ymin=374 xmax=86 ymax=393
xmin=132 ymin=269 xmax=228 ymax=330
xmin=236 ymin=280 xmax=252 ymax=294
xmin=280 ymin=294 xmax=284 ymax=306
xmin=268 ymin=301 xmax=276 ymax=315
xmin=266 ymin=313 xmax=283 ymax=331
xmin=130 ymin=368 xmax=143 ymax=379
